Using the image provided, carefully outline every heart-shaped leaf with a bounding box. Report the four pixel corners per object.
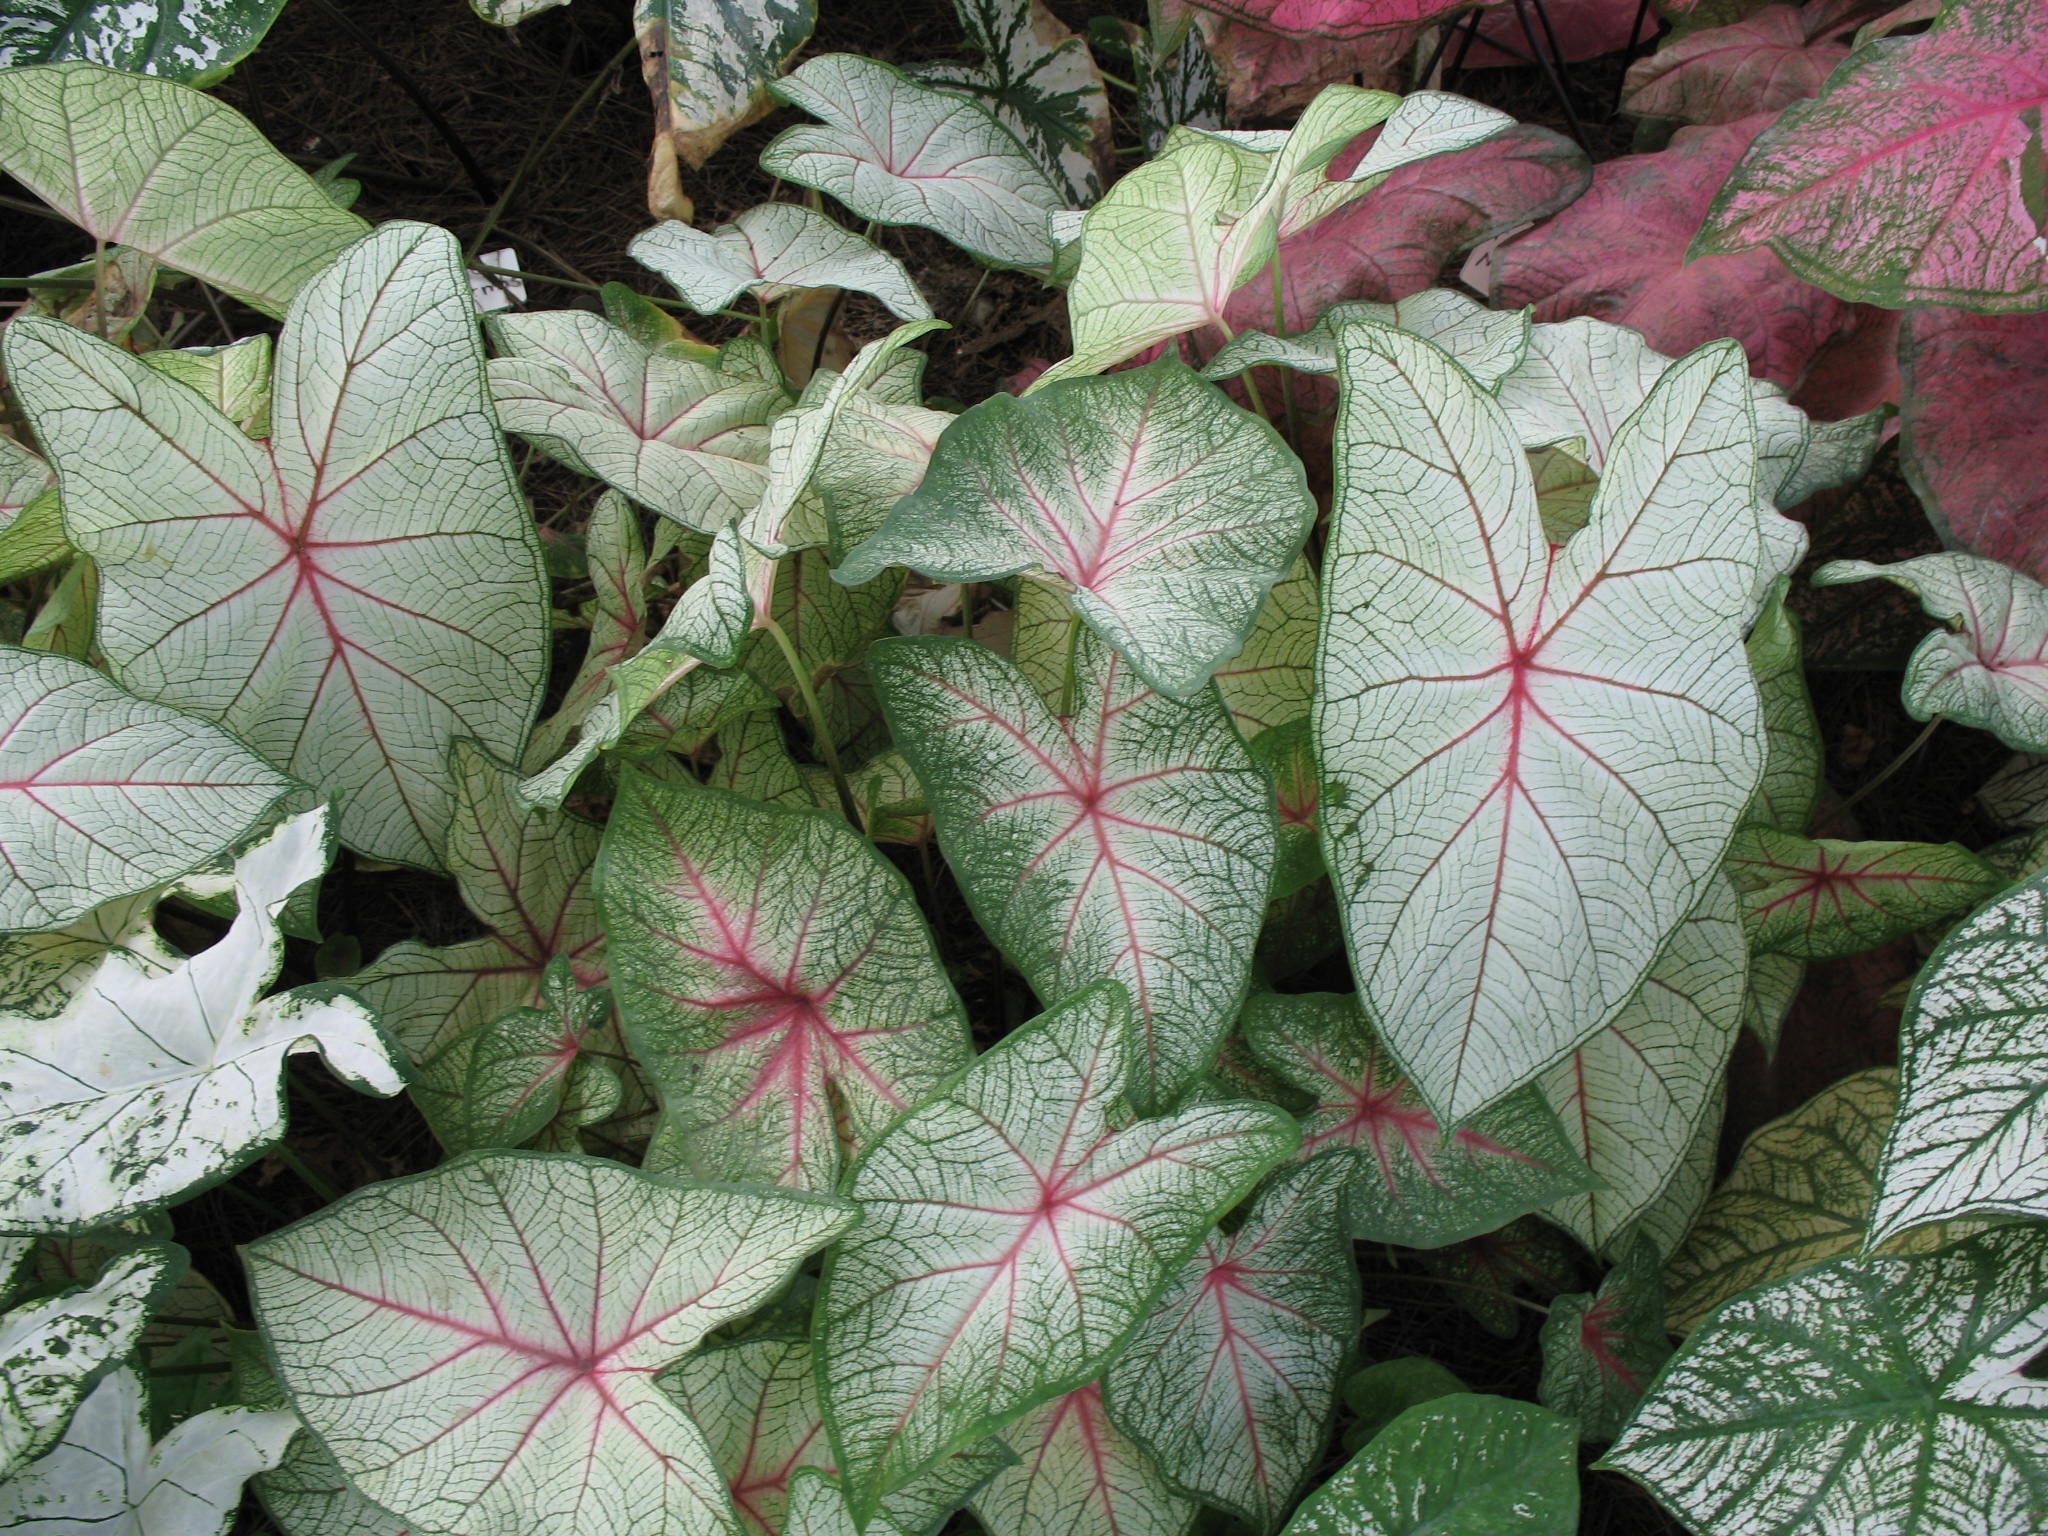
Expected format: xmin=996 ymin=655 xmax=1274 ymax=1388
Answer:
xmin=1207 ymin=292 xmax=1532 ymax=388
xmin=1629 ymin=1084 xmax=1725 ymax=1261
xmin=1604 ymin=1227 xmax=2048 ymax=1536
xmin=0 ymin=1 xmax=287 ymax=82
xmin=3 ymin=222 xmax=551 ymax=869
xmin=0 ymin=808 xmax=404 ymax=1235
xmin=1814 ymin=552 xmax=2048 ymax=753
xmin=764 ymin=53 xmax=1066 ymax=269
xmin=1621 ymin=7 xmax=1849 ymax=125
xmin=0 ymin=647 xmax=295 ymax=933
xmin=1727 ymin=827 xmax=2004 ymax=960
xmin=1537 ymin=1234 xmax=1672 ymax=1442
xmin=1106 ymin=1153 xmax=1359 ymax=1529
xmin=1240 ymin=992 xmax=1598 ymax=1250
xmin=1319 ymin=324 xmax=1762 ymax=1125
xmin=633 ymin=0 xmax=814 ymax=174
xmin=870 ymin=633 xmax=1274 ymax=1110
xmin=439 ymin=956 xmax=615 ymax=1152
xmin=1693 ymin=0 xmax=2048 ymax=309
xmin=596 ymin=773 xmax=970 ymax=1191
xmin=817 ymin=981 xmax=1297 ymax=1519
xmin=842 ymin=358 xmax=1313 ymax=698
xmin=0 ymin=62 xmax=367 ymax=316
xmin=248 ymin=1151 xmax=857 ymax=1536
xmin=632 ymin=205 xmax=932 ymax=321
xmin=972 ymin=1380 xmax=1195 ymax=1536
xmin=1341 ymin=1359 xmax=1468 ymax=1452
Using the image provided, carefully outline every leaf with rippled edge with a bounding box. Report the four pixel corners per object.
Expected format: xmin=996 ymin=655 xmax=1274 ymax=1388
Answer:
xmin=596 ymin=773 xmax=970 ymax=1191
xmin=633 ymin=204 xmax=932 ymax=321
xmin=0 ymin=886 xmax=169 ymax=1021
xmin=1240 ymin=992 xmax=1597 ymax=1251
xmin=971 ymin=1381 xmax=1194 ymax=1536
xmin=1106 ymin=1154 xmax=1358 ymax=1529
xmin=0 ymin=63 xmax=366 ymax=316
xmin=1814 ymin=552 xmax=2048 ymax=753
xmin=1727 ymin=827 xmax=2004 ymax=960
xmin=4 ymin=222 xmax=550 ymax=869
xmin=1320 ymin=324 xmax=1762 ymax=1125
xmin=1605 ymin=1227 xmax=2048 ymax=1536
xmin=764 ymin=54 xmax=1065 ymax=269
xmin=817 ymin=982 xmax=1296 ymax=1521
xmin=248 ymin=1152 xmax=856 ymax=1536
xmin=0 ymin=647 xmax=295 ymax=933
xmin=871 ymin=634 xmax=1274 ymax=1111
xmin=1538 ymin=1234 xmax=1671 ymax=1442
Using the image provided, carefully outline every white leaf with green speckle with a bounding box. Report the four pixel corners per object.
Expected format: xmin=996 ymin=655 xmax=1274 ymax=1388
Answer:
xmin=633 ymin=205 xmax=931 ymax=321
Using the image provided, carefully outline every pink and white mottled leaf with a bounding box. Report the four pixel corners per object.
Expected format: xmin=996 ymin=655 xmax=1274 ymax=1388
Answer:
xmin=1622 ymin=7 xmax=1849 ymax=125
xmin=0 ymin=647 xmax=295 ymax=933
xmin=2 ymin=222 xmax=552 ymax=870
xmin=1319 ymin=324 xmax=1762 ymax=1125
xmin=595 ymin=772 xmax=970 ymax=1192
xmin=971 ymin=1382 xmax=1194 ymax=1536
xmin=632 ymin=205 xmax=932 ymax=322
xmin=1693 ymin=0 xmax=2048 ymax=310
xmin=1537 ymin=1234 xmax=1671 ymax=1442
xmin=869 ymin=634 xmax=1274 ymax=1110
xmin=817 ymin=982 xmax=1296 ymax=1520
xmin=1727 ymin=827 xmax=2005 ymax=961
xmin=1240 ymin=992 xmax=1598 ymax=1250
xmin=248 ymin=1152 xmax=856 ymax=1536
xmin=1104 ymin=1153 xmax=1358 ymax=1529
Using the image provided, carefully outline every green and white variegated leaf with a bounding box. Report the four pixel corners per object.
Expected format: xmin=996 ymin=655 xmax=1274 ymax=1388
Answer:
xmin=1743 ymin=950 xmax=1805 ymax=1061
xmin=1106 ymin=1153 xmax=1358 ymax=1529
xmin=817 ymin=982 xmax=1297 ymax=1520
xmin=1321 ymin=325 xmax=1763 ymax=1125
xmin=0 ymin=808 xmax=404 ymax=1235
xmin=0 ymin=647 xmax=295 ymax=933
xmin=1205 ymin=293 xmax=1530 ymax=391
xmin=247 ymin=1151 xmax=857 ymax=1536
xmin=141 ymin=334 xmax=274 ymax=438
xmin=1280 ymin=1395 xmax=1581 ymax=1536
xmin=0 ymin=886 xmax=169 ymax=1020
xmin=488 ymin=309 xmax=785 ymax=533
xmin=1813 ymin=552 xmax=2048 ymax=753
xmin=595 ymin=773 xmax=970 ymax=1191
xmin=1745 ymin=578 xmax=1823 ymax=836
xmin=473 ymin=0 xmax=573 ymax=22
xmin=21 ymin=556 xmax=94 ymax=663
xmin=231 ymin=1354 xmax=409 ymax=1536
xmin=661 ymin=1336 xmax=1009 ymax=1535
xmin=742 ymin=548 xmax=901 ymax=760
xmin=0 ymin=1366 xmax=295 ymax=1535
xmin=0 ymin=2 xmax=287 ymax=82
xmin=765 ymin=54 xmax=1065 ymax=269
xmin=634 ymin=0 xmax=814 ymax=171
xmin=525 ymin=492 xmax=655 ymax=773
xmin=924 ymin=0 xmax=1109 ymax=203
xmin=841 ymin=358 xmax=1314 ymax=698
xmin=1131 ymin=11 xmax=1220 ymax=159
xmin=1538 ymin=878 xmax=1748 ymax=1254
xmin=0 ymin=1242 xmax=180 ymax=1479
xmin=973 ymin=1382 xmax=1195 ymax=1536
xmin=870 ymin=634 xmax=1274 ymax=1111
xmin=1627 ymin=1080 xmax=1724 ymax=1266
xmin=440 ymin=955 xmax=615 ymax=1152
xmin=0 ymin=435 xmax=65 ymax=584
xmin=1240 ymin=992 xmax=1598 ymax=1250
xmin=1249 ymin=719 xmax=1321 ymax=899
xmin=1538 ymin=1234 xmax=1672 ymax=1443
xmin=1726 ymin=827 xmax=2004 ymax=960
xmin=1216 ymin=555 xmax=1316 ymax=739
xmin=0 ymin=63 xmax=367 ymax=317
xmin=632 ymin=205 xmax=931 ymax=322
xmin=1341 ymin=1359 xmax=1469 ymax=1453
xmin=4 ymin=222 xmax=550 ymax=870
xmin=1604 ymin=1226 xmax=2048 ymax=1536
xmin=1867 ymin=866 xmax=2048 ymax=1250
xmin=780 ymin=1469 xmax=916 ymax=1536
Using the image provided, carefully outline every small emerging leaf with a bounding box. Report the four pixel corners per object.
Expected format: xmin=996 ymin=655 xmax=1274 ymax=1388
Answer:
xmin=1537 ymin=1234 xmax=1672 ymax=1442
xmin=1727 ymin=826 xmax=2004 ymax=959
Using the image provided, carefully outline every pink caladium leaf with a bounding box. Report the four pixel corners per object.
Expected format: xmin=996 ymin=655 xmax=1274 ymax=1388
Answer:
xmin=1 ymin=222 xmax=551 ymax=870
xmin=1240 ymin=992 xmax=1600 ymax=1250
xmin=1621 ymin=6 xmax=1850 ymax=125
xmin=594 ymin=772 xmax=971 ymax=1192
xmin=1460 ymin=0 xmax=1656 ymax=68
xmin=1172 ymin=3 xmax=1408 ymax=119
xmin=1693 ymin=0 xmax=2048 ymax=309
xmin=869 ymin=633 xmax=1275 ymax=1112
xmin=816 ymin=982 xmax=1296 ymax=1521
xmin=971 ymin=1381 xmax=1195 ymax=1536
xmin=1537 ymin=1233 xmax=1673 ymax=1442
xmin=1898 ymin=308 xmax=2048 ymax=584
xmin=247 ymin=1151 xmax=857 ymax=1536
xmin=1179 ymin=0 xmax=1471 ymax=40
xmin=1104 ymin=1153 xmax=1360 ymax=1529
xmin=1726 ymin=828 xmax=2005 ymax=961
xmin=1493 ymin=115 xmax=1862 ymax=393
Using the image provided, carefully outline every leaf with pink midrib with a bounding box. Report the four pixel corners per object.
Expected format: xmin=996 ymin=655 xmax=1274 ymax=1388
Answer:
xmin=970 ymin=1382 xmax=1194 ymax=1536
xmin=1727 ymin=827 xmax=2004 ymax=961
xmin=1537 ymin=1234 xmax=1672 ymax=1442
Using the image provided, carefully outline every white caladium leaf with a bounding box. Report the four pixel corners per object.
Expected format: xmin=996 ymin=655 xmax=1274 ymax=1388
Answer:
xmin=596 ymin=773 xmax=970 ymax=1191
xmin=1217 ymin=555 xmax=1317 ymax=739
xmin=1604 ymin=1227 xmax=2048 ymax=1536
xmin=764 ymin=54 xmax=1065 ymax=269
xmin=1205 ymin=293 xmax=1530 ymax=390
xmin=437 ymin=955 xmax=615 ymax=1152
xmin=1240 ymin=992 xmax=1597 ymax=1250
xmin=1814 ymin=552 xmax=2048 ymax=753
xmin=248 ymin=1151 xmax=857 ymax=1536
xmin=0 ymin=63 xmax=367 ymax=317
xmin=232 ymin=1355 xmax=409 ymax=1536
xmin=925 ymin=0 xmax=1110 ymax=203
xmin=1537 ymin=1234 xmax=1671 ymax=1443
xmin=141 ymin=334 xmax=274 ymax=437
xmin=0 ymin=2 xmax=286 ymax=82
xmin=0 ymin=807 xmax=404 ymax=1235
xmin=1726 ymin=827 xmax=2004 ymax=960
xmin=842 ymin=359 xmax=1314 ymax=698
xmin=4 ymin=222 xmax=550 ymax=870
xmin=0 ymin=435 xmax=66 ymax=584
xmin=780 ymin=1469 xmax=917 ymax=1536
xmin=1629 ymin=1081 xmax=1725 ymax=1264
xmin=632 ymin=205 xmax=932 ymax=322
xmin=634 ymin=0 xmax=813 ymax=175
xmin=1538 ymin=878 xmax=1748 ymax=1254
xmin=870 ymin=634 xmax=1273 ymax=1111
xmin=1106 ymin=1154 xmax=1358 ymax=1529
xmin=1746 ymin=578 xmax=1823 ymax=837
xmin=974 ymin=1382 xmax=1194 ymax=1536
xmin=525 ymin=491 xmax=655 ymax=773
xmin=0 ymin=1242 xmax=179 ymax=1479
xmin=1280 ymin=1394 xmax=1581 ymax=1535
xmin=1867 ymin=867 xmax=2048 ymax=1250
xmin=0 ymin=1366 xmax=295 ymax=1535
xmin=0 ymin=887 xmax=169 ymax=1020
xmin=818 ymin=982 xmax=1297 ymax=1519
xmin=0 ymin=647 xmax=295 ymax=933
xmin=489 ymin=310 xmax=785 ymax=533
xmin=1320 ymin=325 xmax=1763 ymax=1125
xmin=1743 ymin=949 xmax=1805 ymax=1061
